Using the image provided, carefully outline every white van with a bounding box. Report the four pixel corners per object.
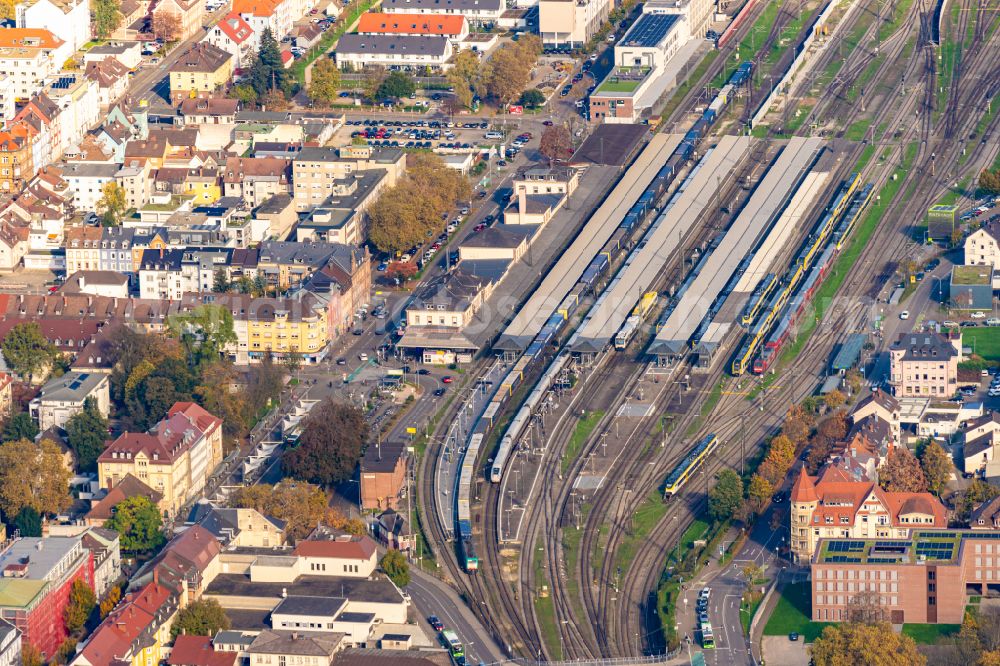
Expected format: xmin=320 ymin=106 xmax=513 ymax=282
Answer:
xmin=485 ymin=131 xmax=504 ymax=140
xmin=988 ymin=318 xmax=1000 ymax=327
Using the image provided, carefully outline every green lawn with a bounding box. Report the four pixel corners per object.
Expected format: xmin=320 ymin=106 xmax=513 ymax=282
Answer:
xmin=762 ymin=582 xmax=835 ymax=642
xmin=961 ymin=328 xmax=1000 ymax=362
xmin=901 ymin=623 xmax=961 ymax=644
xmin=598 ymin=79 xmax=642 ymax=93
xmin=562 ymin=410 xmax=604 ymax=474
xmin=533 ymin=545 xmax=563 ymax=660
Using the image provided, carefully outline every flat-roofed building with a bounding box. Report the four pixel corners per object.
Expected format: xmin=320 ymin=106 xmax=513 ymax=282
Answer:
xmin=538 ymin=0 xmax=610 ymax=49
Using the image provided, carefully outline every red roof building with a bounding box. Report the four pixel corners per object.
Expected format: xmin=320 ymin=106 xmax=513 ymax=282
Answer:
xmin=357 ymin=12 xmax=469 ymax=40
xmin=292 ymin=535 xmax=378 ymax=577
xmin=168 ymin=635 xmax=238 ymax=666
xmin=73 ymin=581 xmax=178 ymax=666
xmin=789 ymin=466 xmax=947 ymax=563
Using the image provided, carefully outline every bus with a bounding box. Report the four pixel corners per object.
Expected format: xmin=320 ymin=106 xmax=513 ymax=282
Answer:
xmin=441 ymin=629 xmax=464 ymax=660
xmin=701 ymin=622 xmax=715 ymax=649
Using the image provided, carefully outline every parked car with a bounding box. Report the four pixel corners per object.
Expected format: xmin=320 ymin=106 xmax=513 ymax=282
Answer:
xmin=972 ymin=311 xmax=987 ymax=319
xmin=899 ymin=310 xmax=910 ymax=320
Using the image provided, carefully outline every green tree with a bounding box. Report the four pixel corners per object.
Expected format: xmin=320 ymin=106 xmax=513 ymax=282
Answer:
xmin=249 ymin=28 xmax=286 ymax=98
xmin=380 ymin=549 xmax=410 ymax=588
xmin=740 ymin=563 xmax=765 ymax=594
xmin=170 ymin=598 xmax=231 ymax=639
xmin=879 ymin=447 xmax=928 ymax=492
xmin=64 ymin=578 xmax=96 ymax=634
xmin=377 ymin=71 xmax=416 ymax=101
xmin=65 ymin=397 xmax=109 ymax=472
xmin=105 ymin=495 xmax=165 ymax=553
xmin=167 ymin=303 xmax=238 ymax=368
xmin=92 ymin=0 xmax=122 ymax=39
xmin=921 ymin=440 xmax=954 ymax=495
xmin=2 ymin=322 xmax=56 ymax=379
xmin=519 ymin=88 xmax=546 ymax=108
xmin=231 ymin=83 xmax=259 ymax=106
xmin=212 ymin=269 xmax=229 ymax=293
xmin=282 ymin=399 xmax=368 ymax=486
xmin=97 ymin=181 xmax=128 ymax=226
xmin=810 ymin=622 xmax=925 ymax=665
xmin=2 ymin=412 xmax=38 ymax=443
xmin=361 ymin=65 xmax=386 ymax=101
xmin=282 ymin=351 xmax=302 ymax=374
xmin=13 ymin=506 xmax=41 ymax=537
xmin=708 ymin=469 xmax=743 ymax=523
xmin=309 ymin=58 xmax=341 ymax=106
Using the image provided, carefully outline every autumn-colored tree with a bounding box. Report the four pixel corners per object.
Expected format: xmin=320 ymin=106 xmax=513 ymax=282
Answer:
xmin=817 ymin=412 xmax=848 ymax=440
xmin=195 ymin=361 xmax=249 ymax=439
xmin=844 ymin=369 xmax=864 ymax=395
xmin=97 ymin=181 xmax=128 ymax=226
xmin=152 ymin=9 xmax=182 ymax=42
xmin=283 ymin=400 xmax=368 ymax=486
xmin=878 ymin=447 xmax=928 ymax=492
xmin=539 ymin=124 xmax=572 ymax=164
xmin=0 ymin=0 xmax=16 ymax=19
xmin=757 ymin=457 xmax=785 ymax=487
xmin=21 ymin=643 xmax=43 ymax=666
xmin=0 ymin=438 xmax=72 ymax=518
xmin=361 ymin=65 xmax=387 ymax=102
xmin=64 ymin=578 xmax=96 ymax=633
xmin=327 ymin=508 xmax=367 ymax=536
xmin=99 ymin=585 xmax=122 ymax=619
xmin=845 ymin=590 xmax=886 ymax=624
xmin=823 ymin=389 xmax=847 ymax=410
xmin=386 ymin=261 xmax=418 ymax=283
xmin=920 ymin=440 xmax=954 ymax=495
xmin=958 ymin=479 xmax=1000 ymax=523
xmin=767 ymin=434 xmax=796 ymax=470
xmin=740 ymin=563 xmax=765 ymax=595
xmin=747 ymin=474 xmax=773 ymax=515
xmin=781 ymin=404 xmax=814 ymax=445
xmin=480 ymin=39 xmax=537 ymax=106
xmin=810 ymin=622 xmax=924 ymax=665
xmin=308 ymin=58 xmax=341 ymax=106
xmin=980 ymin=168 xmax=1000 ymax=195
xmin=230 ymin=480 xmax=328 ymax=539
xmin=446 ymin=50 xmax=480 ymax=108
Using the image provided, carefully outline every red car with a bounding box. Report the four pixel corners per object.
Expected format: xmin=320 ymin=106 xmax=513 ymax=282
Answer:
xmin=441 ymin=376 xmax=453 ymax=384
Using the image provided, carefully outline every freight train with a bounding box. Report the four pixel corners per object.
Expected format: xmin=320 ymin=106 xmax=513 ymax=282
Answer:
xmin=453 ymin=63 xmax=755 ymax=572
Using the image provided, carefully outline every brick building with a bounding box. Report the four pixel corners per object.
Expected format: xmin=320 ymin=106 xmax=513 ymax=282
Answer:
xmin=360 ymin=442 xmax=407 ymax=511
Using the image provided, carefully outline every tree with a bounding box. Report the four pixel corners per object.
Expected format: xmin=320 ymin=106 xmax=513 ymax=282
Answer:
xmin=958 ymin=479 xmax=1000 ymax=523
xmin=152 ymin=9 xmax=182 ymax=42
xmin=377 ymin=71 xmax=416 ymax=101
xmin=386 ymin=261 xmax=418 ymax=282
xmin=845 ymin=590 xmax=886 ymax=624
xmin=782 ymin=404 xmax=814 ymax=445
xmin=844 ymin=369 xmax=864 ymax=395
xmin=879 ymin=447 xmax=927 ymax=492
xmin=64 ymin=578 xmax=96 ymax=634
xmin=245 ymin=353 xmax=287 ymax=417
xmin=2 ymin=412 xmax=38 ymax=443
xmin=810 ymin=622 xmax=925 ymax=666
xmin=767 ymin=434 xmax=796 ymax=470
xmin=441 ymin=94 xmax=465 ymax=118
xmin=0 ymin=439 xmax=72 ymax=518
xmin=92 ymin=0 xmax=122 ymax=39
xmin=55 ymin=638 xmax=78 ymax=665
xmin=282 ymin=351 xmax=303 ymax=374
xmin=196 ymin=362 xmax=249 ymax=439
xmin=0 ymin=0 xmax=15 ymax=19
xmin=65 ymin=396 xmax=109 ymax=472
xmin=980 ymin=168 xmax=1000 ymax=195
xmin=740 ymin=563 xmax=765 ymax=594
xmin=480 ymin=41 xmax=535 ymax=106
xmin=446 ymin=50 xmax=480 ymax=108
xmin=97 ymin=182 xmax=128 ymax=226
xmin=921 ymin=440 xmax=954 ymax=495
xmin=746 ymin=474 xmax=773 ymax=515
xmin=21 ymin=643 xmax=43 ymax=666
xmin=708 ymin=469 xmax=743 ymax=522
xmin=519 ymin=88 xmax=546 ymax=108
xmin=816 ymin=412 xmax=848 ymax=440
xmin=309 ymin=58 xmax=341 ymax=106
xmin=105 ymin=495 xmax=165 ymax=553
xmin=230 ymin=480 xmax=328 ymax=539
xmin=231 ymin=83 xmax=259 ymax=107
xmin=361 ymin=65 xmax=387 ymax=102
xmin=167 ymin=303 xmax=238 ymax=368
xmin=380 ymin=549 xmax=410 ymax=588
xmin=823 ymin=389 xmax=846 ymax=410
xmin=13 ymin=506 xmax=41 ymax=537
xmin=539 ymin=124 xmax=572 ymax=164
xmin=282 ymin=399 xmax=368 ymax=486
xmin=171 ymin=598 xmax=231 ymax=639
xmin=2 ymin=322 xmax=56 ymax=379
xmin=99 ymin=585 xmax=121 ymax=619
xmin=249 ymin=28 xmax=286 ymax=98
xmin=212 ymin=269 xmax=229 ymax=293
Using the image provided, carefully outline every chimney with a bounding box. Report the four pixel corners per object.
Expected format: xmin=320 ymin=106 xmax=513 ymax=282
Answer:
xmin=153 ymin=567 xmax=159 ymax=586
xmin=518 ymin=188 xmax=526 ymax=216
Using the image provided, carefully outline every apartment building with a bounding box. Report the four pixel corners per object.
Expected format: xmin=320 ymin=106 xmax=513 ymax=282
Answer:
xmin=61 ymin=162 xmax=120 ymax=210
xmin=29 ymin=370 xmax=110 ymax=430
xmin=97 ymin=401 xmax=223 ymax=517
xmin=168 ymin=43 xmax=234 ymax=104
xmin=0 ymin=129 xmax=33 ymax=193
xmin=889 ymin=331 xmax=962 ymax=398
xmin=223 ymin=156 xmax=292 ymax=207
xmin=232 ymin=0 xmax=297 ymax=40
xmin=205 ymin=12 xmax=259 ymax=68
xmin=789 ymin=467 xmax=947 ymax=563
xmin=15 ymin=0 xmax=90 ymax=54
xmin=356 ymin=12 xmax=470 ymax=44
xmin=0 ymin=29 xmax=67 ymax=102
xmin=42 ymin=74 xmax=100 ymax=158
xmin=538 ymin=0 xmax=611 ymax=48
xmin=291 ymin=145 xmax=404 ymax=212
xmin=381 ymin=0 xmax=504 ymax=24
xmin=811 ymin=530 xmax=1000 ymax=624
xmin=964 ymin=219 xmax=1000 ymax=270
xmin=334 ymin=34 xmax=453 ymax=72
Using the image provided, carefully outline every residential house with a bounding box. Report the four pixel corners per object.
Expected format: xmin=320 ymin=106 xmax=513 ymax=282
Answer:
xmin=168 ymin=43 xmax=234 ymax=104
xmin=0 ymin=373 xmax=13 ymax=419
xmin=82 ymin=42 xmax=143 ymax=70
xmin=0 ymin=620 xmax=20 ymax=666
xmin=789 ymin=466 xmax=947 ymax=562
xmin=889 ymin=331 xmax=962 ymax=398
xmin=42 ymin=74 xmax=100 ymax=157
xmin=0 ymin=536 xmax=95 ymax=659
xmin=62 ymin=162 xmax=120 ymax=210
xmin=85 ymin=474 xmax=164 ymax=527
xmin=205 ymin=12 xmax=258 ymax=68
xmin=963 ymin=412 xmax=1000 ymax=477
xmin=0 ymin=129 xmax=33 ymax=193
xmin=971 ymin=495 xmax=1000 ymax=530
xmin=293 ymin=22 xmax=323 ymax=48
xmin=372 ymin=509 xmax=413 ymax=551
xmin=71 ymin=580 xmax=179 ymax=666
xmin=850 ymin=388 xmax=902 ymax=443
xmin=97 ymin=402 xmax=224 ymax=517
xmin=59 ymin=271 xmax=130 ymax=298
xmin=64 ymin=226 xmax=103 ymax=272
xmin=252 ymin=192 xmax=295 ymax=239
xmin=291 ymin=145 xmax=404 ymax=212
xmin=116 ymin=161 xmax=154 ymax=210
xmin=14 ymin=0 xmax=90 ymax=54
xmin=539 ymin=0 xmax=611 ymax=48
xmin=0 ymin=222 xmax=28 ymax=269
xmin=168 ymin=635 xmax=238 ymax=666
xmin=85 ymin=57 xmax=131 ymax=109
xmin=134 ymin=525 xmax=222 ymax=603
xmin=381 ymin=0 xmax=504 ymax=24
xmin=112 ymin=0 xmax=151 ymax=39
xmin=223 ymin=157 xmax=291 ymax=207
xmin=179 ymin=97 xmax=240 ymax=125
xmin=29 ymin=371 xmax=111 ymax=430
xmin=965 ymin=219 xmax=1000 ymax=271
xmin=187 ymin=503 xmax=286 ymax=548
xmin=246 ymin=631 xmax=344 ymax=666
xmin=154 ymin=0 xmax=208 ymax=43
xmin=232 ymin=0 xmax=296 ymax=41
xmin=80 ymin=527 xmax=121 ymax=598
xmin=12 ymin=93 xmax=59 ymax=171
xmin=292 ymin=535 xmax=378 ymax=578
xmin=357 ymin=12 xmax=470 ymax=44
xmin=333 ymin=34 xmax=453 ymax=72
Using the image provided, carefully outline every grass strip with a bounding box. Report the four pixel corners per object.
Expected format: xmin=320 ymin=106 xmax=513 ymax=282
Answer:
xmin=562 ymin=410 xmax=605 ymax=475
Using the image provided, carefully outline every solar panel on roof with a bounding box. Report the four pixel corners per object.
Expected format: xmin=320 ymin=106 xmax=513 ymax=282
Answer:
xmin=620 ymin=13 xmax=679 ymax=48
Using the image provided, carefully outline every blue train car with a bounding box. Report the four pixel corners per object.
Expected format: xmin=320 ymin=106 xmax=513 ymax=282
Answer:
xmin=703 ymin=108 xmax=717 ymax=124
xmin=678 ymin=141 xmax=695 ymax=161
xmin=458 ymin=519 xmax=472 ymax=539
xmin=525 ymin=340 xmax=545 ymax=358
xmin=730 ymin=62 xmax=754 ymax=86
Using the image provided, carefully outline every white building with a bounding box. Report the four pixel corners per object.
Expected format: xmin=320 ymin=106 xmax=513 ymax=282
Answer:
xmin=44 ymin=75 xmax=100 ymax=160
xmin=538 ymin=0 xmax=611 ymax=48
xmin=381 ymin=0 xmax=504 ymax=24
xmin=61 ymin=162 xmax=120 ymax=210
xmin=0 ymin=76 xmax=15 ymax=123
xmin=965 ymin=220 xmax=1000 ymax=271
xmin=0 ymin=29 xmax=67 ymax=102
xmin=15 ymin=0 xmax=90 ymax=55
xmin=204 ymin=12 xmax=258 ymax=68
xmin=334 ymin=34 xmax=453 ymax=71
xmin=0 ymin=620 xmax=21 ymax=666
xmin=29 ymin=371 xmax=111 ymax=430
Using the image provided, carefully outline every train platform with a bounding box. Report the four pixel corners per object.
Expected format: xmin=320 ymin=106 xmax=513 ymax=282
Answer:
xmin=495 ymin=133 xmax=684 ymax=353
xmin=648 ymin=136 xmax=825 ymax=364
xmin=570 ymin=134 xmax=753 ymax=356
